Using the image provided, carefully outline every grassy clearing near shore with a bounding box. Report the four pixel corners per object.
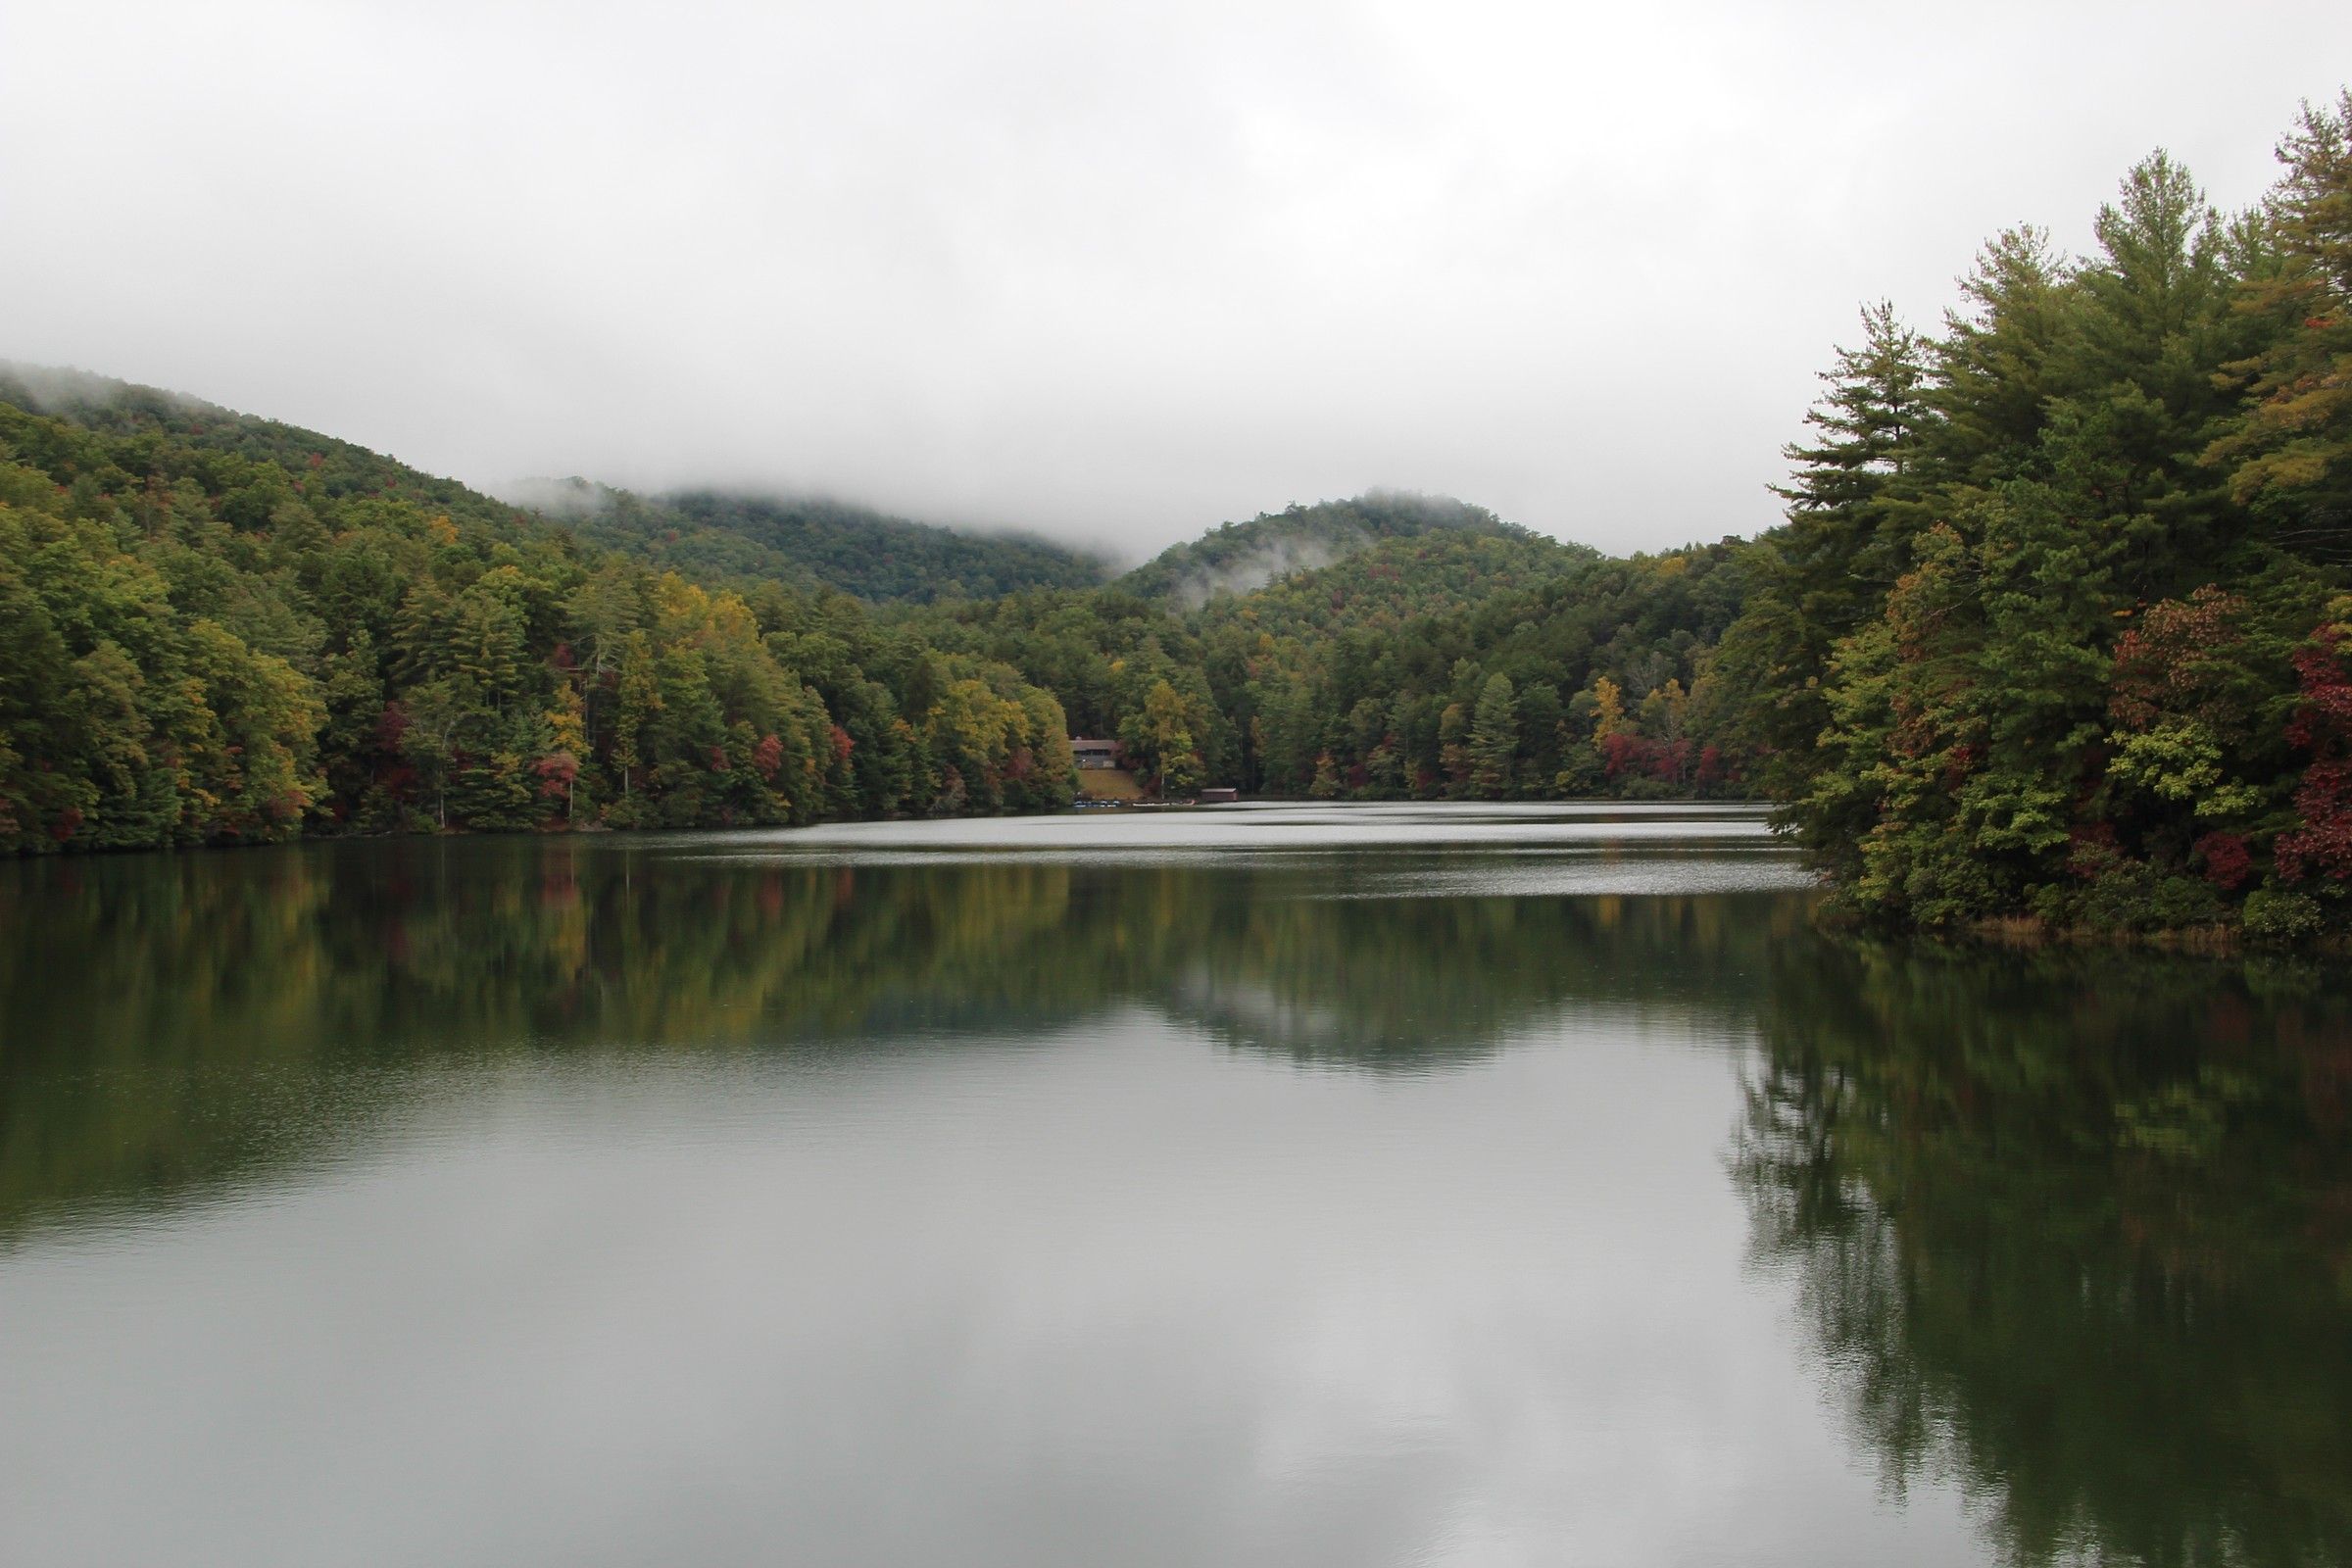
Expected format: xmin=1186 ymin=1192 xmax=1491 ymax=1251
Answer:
xmin=1076 ymin=768 xmax=1148 ymax=802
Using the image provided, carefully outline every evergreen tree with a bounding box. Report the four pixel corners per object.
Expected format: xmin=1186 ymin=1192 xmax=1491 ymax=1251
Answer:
xmin=1468 ymin=673 xmax=1518 ymax=798
xmin=612 ymin=630 xmax=661 ymax=808
xmin=1716 ymin=305 xmax=1937 ymax=792
xmin=2207 ymin=91 xmax=2352 ymax=563
xmin=1772 ymin=300 xmax=1938 ymax=622
xmin=1927 ymin=225 xmax=2075 ymax=490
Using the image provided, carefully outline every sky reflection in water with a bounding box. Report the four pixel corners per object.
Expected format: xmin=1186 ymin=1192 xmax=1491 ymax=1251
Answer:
xmin=0 ymin=805 xmax=2343 ymax=1567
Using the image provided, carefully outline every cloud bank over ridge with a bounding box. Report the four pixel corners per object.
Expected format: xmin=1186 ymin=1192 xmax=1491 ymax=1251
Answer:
xmin=4 ymin=0 xmax=2346 ymax=555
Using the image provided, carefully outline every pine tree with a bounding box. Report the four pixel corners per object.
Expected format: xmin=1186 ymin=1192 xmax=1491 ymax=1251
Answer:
xmin=2207 ymin=91 xmax=2352 ymax=562
xmin=1718 ymin=306 xmax=1939 ymax=792
xmin=2054 ymin=150 xmax=2238 ymax=595
xmin=1928 ymin=226 xmax=2075 ymax=490
xmin=612 ymin=630 xmax=661 ymax=806
xmin=1468 ymin=673 xmax=1518 ymax=798
xmin=1773 ymin=300 xmax=1938 ymax=623
xmin=1438 ymin=701 xmax=1471 ymax=792
xmin=1308 ymin=751 xmax=1341 ymax=799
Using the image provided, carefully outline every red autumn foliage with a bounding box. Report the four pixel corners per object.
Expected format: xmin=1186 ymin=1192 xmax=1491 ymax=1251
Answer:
xmin=375 ymin=701 xmax=411 ymax=752
xmin=752 ymin=734 xmax=784 ymax=780
xmin=2285 ymin=637 xmax=2352 ymax=751
xmin=2066 ymin=820 xmax=2124 ymax=880
xmin=532 ymin=752 xmax=577 ymax=800
xmin=2195 ymin=831 xmax=2254 ymax=890
xmin=2109 ymin=586 xmax=2245 ymax=732
xmin=2278 ymin=762 xmax=2352 ymax=882
xmin=2276 ymin=627 xmax=2352 ymax=883
xmin=1601 ymin=731 xmax=1694 ymax=785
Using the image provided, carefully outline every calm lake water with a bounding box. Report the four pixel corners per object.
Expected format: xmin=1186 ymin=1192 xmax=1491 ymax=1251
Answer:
xmin=2 ymin=803 xmax=2346 ymax=1567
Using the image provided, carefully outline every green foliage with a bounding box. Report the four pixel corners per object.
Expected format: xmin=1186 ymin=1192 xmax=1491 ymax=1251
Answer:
xmin=1115 ymin=492 xmax=1513 ymax=607
xmin=1738 ymin=935 xmax=2352 ymax=1563
xmin=0 ymin=350 xmax=1768 ymax=832
xmin=908 ymin=523 xmax=1754 ymax=803
xmin=1741 ymin=98 xmax=2352 ymax=934
xmin=2205 ymin=91 xmax=2352 ymax=560
xmin=1467 ymin=673 xmax=1518 ymax=797
xmin=0 ymin=371 xmax=1073 ymax=853
xmin=567 ymin=483 xmax=1112 ymax=604
xmin=2242 ymin=887 xmax=2326 ymax=945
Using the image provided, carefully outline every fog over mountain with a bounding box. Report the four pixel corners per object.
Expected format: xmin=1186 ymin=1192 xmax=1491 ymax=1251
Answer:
xmin=5 ymin=0 xmax=2346 ymax=555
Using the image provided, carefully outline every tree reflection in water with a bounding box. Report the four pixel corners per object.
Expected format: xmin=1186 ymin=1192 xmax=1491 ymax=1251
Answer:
xmin=6 ymin=837 xmax=2348 ymax=1565
xmin=1737 ymin=938 xmax=2352 ymax=1567
xmin=0 ymin=836 xmax=1790 ymax=1230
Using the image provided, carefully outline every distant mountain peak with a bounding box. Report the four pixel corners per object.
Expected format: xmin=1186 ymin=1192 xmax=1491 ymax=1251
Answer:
xmin=1120 ymin=492 xmax=1518 ymax=609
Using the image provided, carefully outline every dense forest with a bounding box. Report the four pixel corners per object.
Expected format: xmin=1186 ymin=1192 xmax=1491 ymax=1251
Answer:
xmin=1721 ymin=91 xmax=2352 ymax=938
xmin=0 ymin=374 xmax=1758 ymax=855
xmin=0 ymin=366 xmax=1078 ymax=852
xmin=906 ymin=499 xmax=1748 ymax=801
xmin=5 ymin=90 xmax=2349 ymax=948
xmin=522 ymin=478 xmax=1112 ymax=604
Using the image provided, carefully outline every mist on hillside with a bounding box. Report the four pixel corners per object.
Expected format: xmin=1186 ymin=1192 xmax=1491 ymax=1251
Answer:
xmin=9 ymin=3 xmax=2341 ymax=559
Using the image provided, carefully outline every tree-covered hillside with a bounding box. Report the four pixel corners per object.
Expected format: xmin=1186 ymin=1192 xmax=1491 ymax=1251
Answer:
xmin=1116 ymin=493 xmax=1511 ymax=607
xmin=1721 ymin=91 xmax=2352 ymax=938
xmin=1204 ymin=535 xmax=1751 ymax=799
xmin=23 ymin=89 xmax=2345 ymax=898
xmin=0 ymin=362 xmax=1743 ymax=853
xmin=584 ymin=486 xmax=1113 ymax=604
xmin=906 ymin=518 xmax=1753 ymax=800
xmin=0 ymin=369 xmax=1075 ymax=853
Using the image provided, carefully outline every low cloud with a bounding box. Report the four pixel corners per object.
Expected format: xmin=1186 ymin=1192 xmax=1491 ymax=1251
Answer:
xmin=3 ymin=2 xmax=2345 ymax=556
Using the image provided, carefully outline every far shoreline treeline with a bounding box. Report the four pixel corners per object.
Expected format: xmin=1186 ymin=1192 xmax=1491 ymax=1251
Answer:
xmin=2 ymin=91 xmax=2348 ymax=945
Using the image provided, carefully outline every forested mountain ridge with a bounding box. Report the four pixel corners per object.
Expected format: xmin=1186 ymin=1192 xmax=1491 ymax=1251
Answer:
xmin=1202 ymin=533 xmax=1751 ymax=800
xmin=1 ymin=363 xmax=542 ymax=539
xmin=581 ymin=486 xmax=1113 ymax=604
xmin=0 ymin=369 xmax=1078 ymax=853
xmin=1115 ymin=492 xmax=1514 ymax=607
xmin=0 ymin=369 xmax=1112 ymax=608
xmin=906 ymin=521 xmax=1754 ymax=802
xmin=0 ymin=361 xmax=1752 ymax=853
xmin=1192 ymin=527 xmax=1601 ymax=639
xmin=494 ymin=477 xmax=1113 ymax=605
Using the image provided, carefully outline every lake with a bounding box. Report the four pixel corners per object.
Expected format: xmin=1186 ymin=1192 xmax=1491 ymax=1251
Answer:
xmin=2 ymin=803 xmax=2346 ymax=1567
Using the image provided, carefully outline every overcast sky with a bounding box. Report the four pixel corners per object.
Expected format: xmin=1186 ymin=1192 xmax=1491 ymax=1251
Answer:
xmin=5 ymin=2 xmax=2347 ymax=559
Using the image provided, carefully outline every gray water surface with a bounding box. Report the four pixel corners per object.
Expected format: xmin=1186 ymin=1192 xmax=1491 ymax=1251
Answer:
xmin=1 ymin=804 xmax=2343 ymax=1566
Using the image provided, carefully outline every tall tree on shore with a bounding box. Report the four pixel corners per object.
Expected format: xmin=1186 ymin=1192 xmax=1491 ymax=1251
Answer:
xmin=2207 ymin=91 xmax=2352 ymax=564
xmin=1713 ymin=305 xmax=1936 ymax=790
xmin=1468 ymin=673 xmax=1518 ymax=798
